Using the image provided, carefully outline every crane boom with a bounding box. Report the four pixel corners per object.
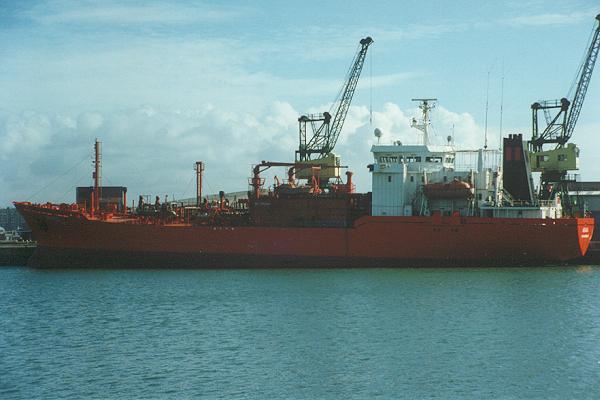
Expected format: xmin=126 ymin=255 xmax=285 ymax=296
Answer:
xmin=297 ymin=37 xmax=373 ymax=162
xmin=565 ymin=14 xmax=600 ymax=141
xmin=326 ymin=36 xmax=374 ymax=152
xmin=530 ymin=14 xmax=600 ymax=152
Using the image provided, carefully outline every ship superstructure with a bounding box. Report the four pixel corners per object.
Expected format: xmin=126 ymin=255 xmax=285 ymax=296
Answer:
xmin=370 ymin=100 xmax=562 ymax=221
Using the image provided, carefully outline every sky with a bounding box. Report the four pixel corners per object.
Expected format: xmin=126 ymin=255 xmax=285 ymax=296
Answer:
xmin=1 ymin=0 xmax=599 ymax=206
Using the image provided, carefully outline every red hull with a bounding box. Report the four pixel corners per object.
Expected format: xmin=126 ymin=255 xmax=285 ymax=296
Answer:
xmin=15 ymin=203 xmax=594 ymax=268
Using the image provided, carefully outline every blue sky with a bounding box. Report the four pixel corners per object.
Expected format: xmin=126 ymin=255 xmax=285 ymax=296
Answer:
xmin=1 ymin=0 xmax=599 ymax=206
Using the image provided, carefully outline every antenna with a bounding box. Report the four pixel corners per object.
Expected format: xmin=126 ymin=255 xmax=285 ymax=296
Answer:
xmin=410 ymin=98 xmax=437 ymax=145
xmin=499 ymin=61 xmax=505 ymax=150
xmin=374 ymin=128 xmax=382 ymax=144
xmin=369 ymin=46 xmax=373 ymax=126
xmin=484 ymin=69 xmax=490 ymax=150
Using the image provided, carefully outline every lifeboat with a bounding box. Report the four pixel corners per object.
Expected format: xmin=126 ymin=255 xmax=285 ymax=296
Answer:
xmin=423 ymin=180 xmax=473 ymax=199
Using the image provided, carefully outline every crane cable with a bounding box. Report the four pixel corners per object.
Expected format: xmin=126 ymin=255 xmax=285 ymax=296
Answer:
xmin=370 ymin=44 xmax=373 ymax=126
xmin=26 ymin=154 xmax=90 ymax=202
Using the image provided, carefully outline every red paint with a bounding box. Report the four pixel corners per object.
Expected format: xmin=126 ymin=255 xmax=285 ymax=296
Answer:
xmin=423 ymin=180 xmax=473 ymax=199
xmin=14 ymin=202 xmax=594 ymax=267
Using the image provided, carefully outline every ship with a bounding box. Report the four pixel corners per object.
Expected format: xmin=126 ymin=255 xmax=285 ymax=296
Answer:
xmin=14 ymin=20 xmax=600 ymax=268
xmin=13 ymin=100 xmax=594 ymax=268
xmin=0 ymin=227 xmax=36 ymax=266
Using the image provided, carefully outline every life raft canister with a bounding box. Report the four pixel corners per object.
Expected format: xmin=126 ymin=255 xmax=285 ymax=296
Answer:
xmin=423 ymin=180 xmax=474 ymax=199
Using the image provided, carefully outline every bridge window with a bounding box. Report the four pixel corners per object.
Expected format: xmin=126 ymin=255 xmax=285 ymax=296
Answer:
xmin=379 ymin=156 xmax=399 ymax=163
xmin=426 ymin=156 xmax=443 ymax=163
xmin=558 ymin=154 xmax=567 ymax=162
xmin=388 ymin=176 xmax=392 ymax=183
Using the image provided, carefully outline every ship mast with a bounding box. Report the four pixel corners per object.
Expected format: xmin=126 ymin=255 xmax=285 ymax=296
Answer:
xmin=195 ymin=161 xmax=204 ymax=208
xmin=92 ymin=139 xmax=102 ymax=214
xmin=410 ymin=98 xmax=437 ymax=145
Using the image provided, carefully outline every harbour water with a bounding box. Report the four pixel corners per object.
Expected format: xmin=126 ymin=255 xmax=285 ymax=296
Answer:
xmin=2 ymin=266 xmax=600 ymax=399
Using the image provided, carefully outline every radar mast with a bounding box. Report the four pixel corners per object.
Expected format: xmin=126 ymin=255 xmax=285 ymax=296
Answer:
xmin=410 ymin=98 xmax=437 ymax=145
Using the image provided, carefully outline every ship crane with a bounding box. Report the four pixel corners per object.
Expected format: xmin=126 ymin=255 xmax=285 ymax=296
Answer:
xmin=529 ymin=14 xmax=600 ymax=204
xmin=295 ymin=37 xmax=373 ymax=182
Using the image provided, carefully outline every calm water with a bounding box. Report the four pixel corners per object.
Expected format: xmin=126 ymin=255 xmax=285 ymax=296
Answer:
xmin=2 ymin=266 xmax=600 ymax=399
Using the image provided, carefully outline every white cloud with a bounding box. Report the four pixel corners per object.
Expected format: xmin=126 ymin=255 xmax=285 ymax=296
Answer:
xmin=0 ymin=112 xmax=53 ymax=159
xmin=20 ymin=1 xmax=243 ymax=26
xmin=358 ymin=72 xmax=418 ymax=90
xmin=3 ymin=1 xmax=598 ymax=207
xmin=0 ymin=102 xmax=489 ymax=205
xmin=433 ymin=106 xmax=487 ymax=149
xmin=0 ymin=29 xmax=412 ymax=118
xmin=344 ymin=103 xmax=487 ymax=149
xmin=0 ymin=102 xmax=301 ymax=205
xmin=502 ymin=11 xmax=592 ymax=27
xmin=0 ymin=36 xmax=266 ymax=113
xmin=77 ymin=112 xmax=103 ymax=132
xmin=371 ymin=21 xmax=472 ymax=43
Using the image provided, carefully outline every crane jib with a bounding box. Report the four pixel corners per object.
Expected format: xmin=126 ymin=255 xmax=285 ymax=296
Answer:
xmin=530 ymin=15 xmax=600 ymax=151
xmin=565 ymin=15 xmax=600 ymax=141
xmin=297 ymin=37 xmax=373 ymax=162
